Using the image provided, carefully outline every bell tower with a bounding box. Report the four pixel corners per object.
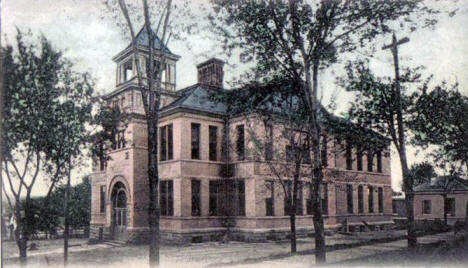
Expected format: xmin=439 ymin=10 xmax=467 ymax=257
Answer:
xmin=111 ymin=26 xmax=181 ymax=110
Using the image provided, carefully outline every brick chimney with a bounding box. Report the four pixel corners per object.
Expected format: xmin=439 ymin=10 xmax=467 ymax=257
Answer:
xmin=197 ymin=58 xmax=224 ymax=88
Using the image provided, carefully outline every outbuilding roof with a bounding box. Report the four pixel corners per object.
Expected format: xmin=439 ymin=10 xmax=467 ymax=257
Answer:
xmin=414 ymin=176 xmax=468 ymax=193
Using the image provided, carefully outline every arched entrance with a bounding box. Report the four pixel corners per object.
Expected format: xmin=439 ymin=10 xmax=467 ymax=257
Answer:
xmin=111 ymin=182 xmax=128 ymax=241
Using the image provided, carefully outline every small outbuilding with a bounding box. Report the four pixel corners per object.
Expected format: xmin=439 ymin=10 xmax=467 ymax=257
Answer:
xmin=413 ymin=176 xmax=468 ymax=225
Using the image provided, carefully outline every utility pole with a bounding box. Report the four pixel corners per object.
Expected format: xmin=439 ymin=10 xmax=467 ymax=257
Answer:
xmin=382 ymin=33 xmax=409 ymax=162
xmin=382 ymin=33 xmax=418 ymax=248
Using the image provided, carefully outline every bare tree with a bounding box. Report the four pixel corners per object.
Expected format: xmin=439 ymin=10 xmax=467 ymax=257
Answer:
xmin=209 ymin=1 xmax=448 ymax=261
xmin=108 ymin=0 xmax=173 ymax=266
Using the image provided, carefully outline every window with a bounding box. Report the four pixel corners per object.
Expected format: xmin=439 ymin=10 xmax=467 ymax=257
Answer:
xmin=191 ymin=180 xmax=201 ymax=216
xmin=286 ymin=145 xmax=294 ymax=162
xmin=168 ymin=125 xmax=173 ymax=160
xmin=378 ymin=187 xmax=384 ymax=213
xmin=356 ymin=147 xmax=363 ymax=171
xmin=121 ymin=97 xmax=125 ymax=108
xmin=285 ymin=145 xmax=310 ymax=164
xmin=123 ymin=61 xmax=133 ymax=82
xmin=236 ymin=125 xmax=245 ymax=160
xmin=236 ymin=180 xmax=246 ymax=216
xmin=423 ymin=200 xmax=431 ymax=215
xmin=100 ymin=186 xmax=106 ymax=213
xmin=347 ymin=184 xmax=354 ymax=214
xmin=321 ymin=134 xmax=328 ymax=167
xmin=209 ymin=180 xmax=245 ymax=216
xmin=160 ymin=180 xmax=173 ymax=216
xmin=209 ymin=126 xmax=218 ymax=161
xmin=377 ymin=151 xmax=383 ymax=173
xmin=446 ymin=198 xmax=455 ymax=216
xmin=307 ymin=183 xmax=313 ymax=215
xmin=367 ymin=152 xmax=374 ymax=172
xmin=321 ymin=184 xmax=328 ymax=215
xmin=296 ymin=182 xmax=303 ymax=215
xmin=209 ymin=181 xmax=221 ymax=216
xmin=302 ymin=148 xmax=311 ymax=165
xmin=284 ymin=181 xmax=303 ymax=215
xmin=98 ymin=143 xmax=106 ymax=171
xmin=135 ymin=93 xmax=142 ymax=107
xmin=191 ymin=123 xmax=201 ymax=159
xmin=159 ymin=124 xmax=173 ymax=161
xmin=358 ymin=185 xmax=364 ymax=213
xmin=265 ymin=181 xmax=274 ymax=216
xmin=346 ymin=142 xmax=353 ymax=170
xmin=368 ymin=186 xmax=374 ymax=213
xmin=265 ymin=124 xmax=273 ymax=161
xmin=284 ymin=181 xmax=292 ymax=215
xmin=115 ymin=130 xmax=126 ymax=149
xmin=99 ymin=157 xmax=106 ymax=171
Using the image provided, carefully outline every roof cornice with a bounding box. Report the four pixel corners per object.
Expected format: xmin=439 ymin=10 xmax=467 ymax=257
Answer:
xmin=112 ymin=46 xmax=180 ymax=63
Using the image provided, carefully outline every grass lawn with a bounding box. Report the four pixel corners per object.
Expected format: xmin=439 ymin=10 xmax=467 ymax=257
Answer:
xmin=2 ymin=231 xmax=467 ymax=267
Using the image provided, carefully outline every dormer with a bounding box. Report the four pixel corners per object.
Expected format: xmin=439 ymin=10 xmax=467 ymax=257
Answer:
xmin=112 ymin=26 xmax=180 ymax=92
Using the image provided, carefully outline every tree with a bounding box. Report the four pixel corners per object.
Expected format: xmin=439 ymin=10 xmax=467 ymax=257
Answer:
xmin=411 ymin=88 xmax=468 ymax=176
xmin=20 ymin=177 xmax=91 ymax=240
xmin=68 ymin=177 xmax=91 ymax=234
xmin=229 ymin=79 xmax=312 ymax=253
xmin=49 ymin=71 xmax=94 ymax=265
xmin=103 ymin=0 xmax=197 ymax=264
xmin=48 ymin=176 xmax=92 ymax=235
xmin=209 ymin=0 xmax=440 ymax=261
xmin=105 ymin=1 xmax=174 ymax=266
xmin=20 ymin=196 xmax=60 ymax=239
xmin=410 ymin=87 xmax=468 ymax=226
xmin=1 ymin=30 xmax=94 ymax=264
xmin=341 ymin=57 xmax=446 ymax=248
xmin=409 ymin=162 xmax=437 ymax=186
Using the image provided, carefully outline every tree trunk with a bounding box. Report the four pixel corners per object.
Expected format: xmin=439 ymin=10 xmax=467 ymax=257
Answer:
xmin=289 ymin=213 xmax=297 ymax=253
xmin=312 ymin=196 xmax=326 ymax=263
xmin=310 ymin=61 xmax=326 ymax=264
xmin=402 ymin=160 xmax=417 ymax=249
xmin=63 ymin=157 xmax=72 ymax=266
xmin=14 ymin=198 xmax=28 ymax=266
xmin=18 ymin=239 xmax=27 ymax=266
xmin=147 ymin=117 xmax=161 ymax=267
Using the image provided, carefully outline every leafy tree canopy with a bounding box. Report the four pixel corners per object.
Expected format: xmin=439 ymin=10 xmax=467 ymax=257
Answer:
xmin=410 ymin=87 xmax=468 ymax=174
xmin=409 ymin=161 xmax=437 ymax=186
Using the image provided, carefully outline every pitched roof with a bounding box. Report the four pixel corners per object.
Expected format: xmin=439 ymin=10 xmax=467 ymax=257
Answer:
xmin=127 ymin=26 xmax=173 ymax=55
xmin=160 ymin=80 xmax=389 ymax=148
xmin=161 ymin=84 xmax=228 ymax=115
xmin=414 ymin=176 xmax=468 ymax=193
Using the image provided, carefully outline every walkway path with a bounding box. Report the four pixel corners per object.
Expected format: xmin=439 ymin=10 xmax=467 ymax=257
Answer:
xmin=3 ymin=230 xmax=466 ymax=267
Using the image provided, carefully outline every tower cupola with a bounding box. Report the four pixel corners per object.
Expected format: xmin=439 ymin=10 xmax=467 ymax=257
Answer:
xmin=112 ymin=26 xmax=180 ymax=92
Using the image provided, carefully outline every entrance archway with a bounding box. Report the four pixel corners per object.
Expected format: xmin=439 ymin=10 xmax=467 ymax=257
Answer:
xmin=111 ymin=182 xmax=128 ymax=241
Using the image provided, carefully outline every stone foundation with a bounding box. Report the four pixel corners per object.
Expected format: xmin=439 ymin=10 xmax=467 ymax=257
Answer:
xmin=89 ymin=225 xmax=111 ymax=243
xmin=90 ymin=221 xmax=393 ymax=245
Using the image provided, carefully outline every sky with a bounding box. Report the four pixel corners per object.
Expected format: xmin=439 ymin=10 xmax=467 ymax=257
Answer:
xmin=2 ymin=0 xmax=468 ymax=197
